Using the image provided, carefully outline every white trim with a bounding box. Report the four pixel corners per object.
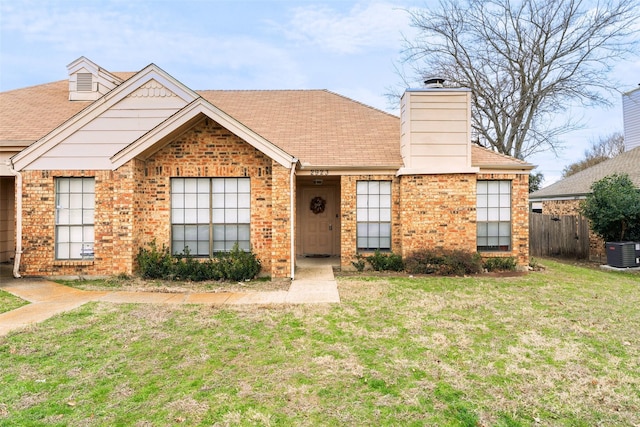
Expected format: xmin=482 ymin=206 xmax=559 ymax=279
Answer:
xmin=110 ymin=98 xmax=296 ymax=169
xmin=396 ymin=166 xmax=480 ymax=176
xmin=529 ymin=195 xmax=588 ymax=203
xmin=290 ymin=158 xmax=298 ymax=280
xmin=12 ymin=64 xmax=198 ymax=171
xmin=6 ymin=160 xmax=22 ymax=277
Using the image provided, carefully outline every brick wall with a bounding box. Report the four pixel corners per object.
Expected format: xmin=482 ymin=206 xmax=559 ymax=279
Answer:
xmin=339 ymin=175 xmax=401 ymax=270
xmin=399 ymin=174 xmax=477 ymax=257
xmin=20 ymin=167 xmax=135 ymax=277
xmin=541 ymin=199 xmax=605 ymax=261
xmin=19 ymin=117 xmax=293 ymax=278
xmin=478 ymin=173 xmax=530 ymax=267
xmin=339 ymin=172 xmax=530 ymax=270
xmin=132 ymin=116 xmax=291 ymax=277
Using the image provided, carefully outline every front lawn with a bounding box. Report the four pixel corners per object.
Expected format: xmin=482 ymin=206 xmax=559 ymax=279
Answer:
xmin=0 ymin=289 xmax=28 ymax=314
xmin=1 ymin=260 xmax=639 ymax=426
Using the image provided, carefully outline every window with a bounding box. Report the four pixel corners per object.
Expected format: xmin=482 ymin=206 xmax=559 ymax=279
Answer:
xmin=171 ymin=177 xmax=250 ymax=255
xmin=357 ymin=180 xmax=392 ymax=251
xmin=55 ymin=177 xmax=95 ymax=259
xmin=477 ymin=180 xmax=511 ymax=251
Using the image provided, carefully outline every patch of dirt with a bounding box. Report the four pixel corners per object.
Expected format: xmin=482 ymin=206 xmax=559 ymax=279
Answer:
xmin=333 ymin=268 xmax=527 ymax=279
xmin=71 ymin=276 xmax=291 ymax=293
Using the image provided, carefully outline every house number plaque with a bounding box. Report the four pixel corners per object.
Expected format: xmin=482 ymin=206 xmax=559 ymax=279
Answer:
xmin=310 ymin=169 xmax=329 ymax=176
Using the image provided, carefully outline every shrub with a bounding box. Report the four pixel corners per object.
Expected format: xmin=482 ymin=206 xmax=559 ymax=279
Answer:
xmin=218 ymin=244 xmax=262 ymax=281
xmin=351 ymin=254 xmax=366 ymax=272
xmin=581 ymin=173 xmax=640 ymax=241
xmin=405 ymin=249 xmax=482 ymax=276
xmin=136 ymin=241 xmax=261 ymax=281
xmin=483 ymin=257 xmax=516 ymax=272
xmin=136 ymin=240 xmax=174 ymax=279
xmin=366 ymin=250 xmax=404 ymax=272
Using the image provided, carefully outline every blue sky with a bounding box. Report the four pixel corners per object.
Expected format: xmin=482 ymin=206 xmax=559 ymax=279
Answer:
xmin=1 ymin=0 xmax=637 ymax=185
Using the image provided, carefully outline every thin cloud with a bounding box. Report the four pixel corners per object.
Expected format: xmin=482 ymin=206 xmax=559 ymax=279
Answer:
xmin=0 ymin=0 xmax=307 ymax=90
xmin=275 ymin=1 xmax=412 ymax=54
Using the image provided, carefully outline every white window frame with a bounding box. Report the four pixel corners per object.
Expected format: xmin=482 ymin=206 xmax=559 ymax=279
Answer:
xmin=171 ymin=177 xmax=250 ymax=256
xmin=356 ymin=180 xmax=392 ymax=251
xmin=477 ymin=180 xmax=511 ymax=252
xmin=55 ymin=177 xmax=95 ymax=260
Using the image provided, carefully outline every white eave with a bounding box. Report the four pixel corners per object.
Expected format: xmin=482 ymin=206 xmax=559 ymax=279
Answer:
xmin=111 ymin=97 xmax=297 ymax=169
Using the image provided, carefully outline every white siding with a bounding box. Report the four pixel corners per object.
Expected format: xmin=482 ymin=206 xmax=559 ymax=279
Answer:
xmin=623 ymin=87 xmax=640 ymax=151
xmin=27 ymin=81 xmax=187 ymax=171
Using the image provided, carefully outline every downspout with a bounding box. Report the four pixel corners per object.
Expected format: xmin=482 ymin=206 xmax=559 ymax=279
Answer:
xmin=7 ymin=160 xmax=22 ymax=278
xmin=290 ymin=158 xmax=298 ymax=280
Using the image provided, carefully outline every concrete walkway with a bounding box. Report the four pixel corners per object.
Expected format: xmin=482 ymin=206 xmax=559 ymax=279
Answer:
xmin=0 ymin=257 xmax=340 ymax=337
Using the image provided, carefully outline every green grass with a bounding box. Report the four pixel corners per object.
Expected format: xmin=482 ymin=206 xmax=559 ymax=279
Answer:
xmin=1 ymin=259 xmax=639 ymax=426
xmin=0 ymin=290 xmax=28 ymax=314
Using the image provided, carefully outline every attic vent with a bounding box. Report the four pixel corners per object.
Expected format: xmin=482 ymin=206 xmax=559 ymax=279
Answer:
xmin=77 ymin=73 xmax=93 ymax=92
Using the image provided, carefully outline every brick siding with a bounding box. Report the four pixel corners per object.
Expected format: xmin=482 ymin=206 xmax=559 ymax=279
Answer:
xmin=339 ymin=172 xmax=530 ymax=270
xmin=19 ymin=117 xmax=293 ymax=278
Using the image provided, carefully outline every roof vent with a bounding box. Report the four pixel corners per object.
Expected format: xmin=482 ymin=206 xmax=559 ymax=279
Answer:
xmin=76 ymin=73 xmax=93 ymax=92
xmin=424 ymin=77 xmax=445 ymax=88
xmin=67 ymin=57 xmax=123 ymax=101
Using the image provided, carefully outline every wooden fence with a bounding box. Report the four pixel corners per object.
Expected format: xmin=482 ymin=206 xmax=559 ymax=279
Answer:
xmin=529 ymin=213 xmax=590 ymax=259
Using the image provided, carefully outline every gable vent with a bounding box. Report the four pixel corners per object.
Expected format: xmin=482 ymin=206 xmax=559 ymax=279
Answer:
xmin=77 ymin=73 xmax=93 ymax=92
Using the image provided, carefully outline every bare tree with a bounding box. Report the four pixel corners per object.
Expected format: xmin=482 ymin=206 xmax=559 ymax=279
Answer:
xmin=403 ymin=0 xmax=639 ymax=159
xmin=562 ymin=131 xmax=625 ymax=177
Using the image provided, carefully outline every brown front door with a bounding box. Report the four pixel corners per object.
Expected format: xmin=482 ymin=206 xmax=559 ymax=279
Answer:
xmin=301 ymin=186 xmax=336 ymax=255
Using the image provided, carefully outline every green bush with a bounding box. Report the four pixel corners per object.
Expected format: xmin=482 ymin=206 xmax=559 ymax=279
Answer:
xmin=136 ymin=240 xmax=174 ymax=279
xmin=366 ymin=250 xmax=404 ymax=272
xmin=483 ymin=257 xmax=516 ymax=272
xmin=218 ymin=244 xmax=262 ymax=281
xmin=404 ymin=249 xmax=482 ymax=276
xmin=136 ymin=241 xmax=261 ymax=281
xmin=351 ymin=254 xmax=366 ymax=272
xmin=581 ymin=173 xmax=640 ymax=241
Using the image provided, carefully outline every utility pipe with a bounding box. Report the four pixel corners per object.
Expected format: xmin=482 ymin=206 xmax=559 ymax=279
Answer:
xmin=289 ymin=158 xmax=298 ymax=280
xmin=7 ymin=160 xmax=22 ymax=278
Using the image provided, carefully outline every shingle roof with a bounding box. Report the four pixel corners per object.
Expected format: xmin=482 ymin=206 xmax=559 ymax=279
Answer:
xmin=0 ymin=72 xmax=135 ymax=148
xmin=1 ymin=74 xmax=530 ymax=170
xmin=199 ymin=90 xmax=402 ymax=168
xmin=529 ymin=146 xmax=640 ymax=199
xmin=471 ymin=145 xmax=532 ymax=168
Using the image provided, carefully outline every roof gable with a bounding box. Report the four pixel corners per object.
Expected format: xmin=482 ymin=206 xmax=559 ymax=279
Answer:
xmin=111 ymin=97 xmax=297 ymax=169
xmin=12 ymin=64 xmax=199 ymax=171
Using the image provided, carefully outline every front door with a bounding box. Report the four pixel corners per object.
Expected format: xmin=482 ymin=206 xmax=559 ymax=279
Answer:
xmin=301 ymin=186 xmax=336 ymax=255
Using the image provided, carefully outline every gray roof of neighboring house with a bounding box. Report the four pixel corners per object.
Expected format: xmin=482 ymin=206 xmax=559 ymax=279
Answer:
xmin=530 ymin=146 xmax=640 ymax=200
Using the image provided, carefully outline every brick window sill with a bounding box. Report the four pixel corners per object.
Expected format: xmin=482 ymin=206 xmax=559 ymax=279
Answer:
xmin=53 ymin=260 xmax=95 ymax=267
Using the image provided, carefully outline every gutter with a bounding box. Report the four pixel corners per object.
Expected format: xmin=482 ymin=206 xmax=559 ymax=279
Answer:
xmin=6 ymin=160 xmax=22 ymax=278
xmin=290 ymin=158 xmax=298 ymax=280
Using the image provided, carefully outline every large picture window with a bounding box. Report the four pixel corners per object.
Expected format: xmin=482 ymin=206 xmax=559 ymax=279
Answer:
xmin=357 ymin=180 xmax=392 ymax=251
xmin=171 ymin=177 xmax=250 ymax=255
xmin=477 ymin=180 xmax=511 ymax=251
xmin=55 ymin=177 xmax=95 ymax=259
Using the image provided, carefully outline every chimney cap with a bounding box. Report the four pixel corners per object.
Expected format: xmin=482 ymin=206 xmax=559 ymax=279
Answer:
xmin=424 ymin=77 xmax=446 ymax=87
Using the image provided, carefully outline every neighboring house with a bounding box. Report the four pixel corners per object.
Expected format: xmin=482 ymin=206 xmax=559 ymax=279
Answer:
xmin=0 ymin=57 xmax=533 ymax=279
xmin=529 ymin=147 xmax=640 ymax=259
xmin=530 ymin=87 xmax=640 ymax=259
xmin=623 ymin=86 xmax=640 ymax=151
